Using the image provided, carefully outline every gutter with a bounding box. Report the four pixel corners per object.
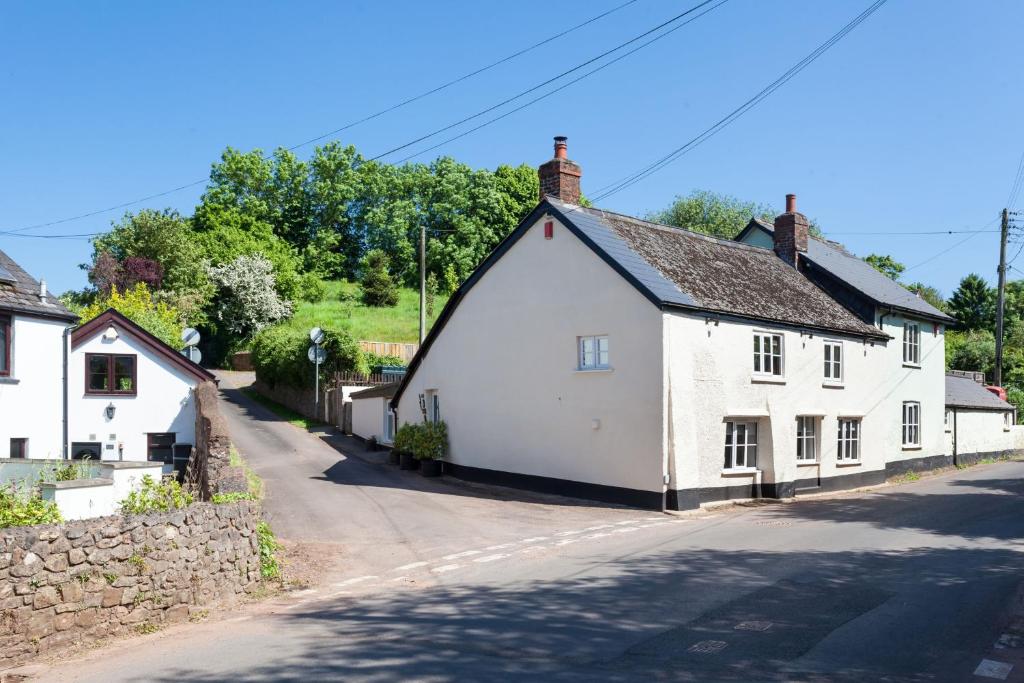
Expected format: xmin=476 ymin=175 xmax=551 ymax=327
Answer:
xmin=878 ymin=306 xmax=895 ymax=331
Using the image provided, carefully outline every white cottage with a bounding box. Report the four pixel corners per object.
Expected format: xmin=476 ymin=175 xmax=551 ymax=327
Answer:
xmin=351 ymin=382 xmax=399 ymax=445
xmin=392 ymin=137 xmax=967 ymax=510
xmin=944 ymin=371 xmax=1020 ymax=462
xmin=0 ymin=249 xmax=77 ymax=459
xmin=68 ymin=309 xmax=216 ymax=470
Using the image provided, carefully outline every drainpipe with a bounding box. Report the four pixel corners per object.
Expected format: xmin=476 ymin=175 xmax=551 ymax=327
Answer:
xmin=878 ymin=306 xmax=895 ymax=331
xmin=952 ymin=409 xmax=958 ymax=468
xmin=62 ymin=325 xmax=72 ymax=459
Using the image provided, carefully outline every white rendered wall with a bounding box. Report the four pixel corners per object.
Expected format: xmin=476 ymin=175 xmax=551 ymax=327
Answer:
xmin=396 ymin=213 xmax=665 ymax=495
xmin=69 ymin=330 xmax=198 ymax=462
xmin=0 ymin=315 xmax=68 ymax=459
xmin=352 ymin=396 xmax=387 ymax=442
xmin=946 ymin=410 xmax=1018 ymax=456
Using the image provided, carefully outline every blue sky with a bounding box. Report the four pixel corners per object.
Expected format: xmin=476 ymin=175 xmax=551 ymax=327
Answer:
xmin=2 ymin=0 xmax=1022 ymax=296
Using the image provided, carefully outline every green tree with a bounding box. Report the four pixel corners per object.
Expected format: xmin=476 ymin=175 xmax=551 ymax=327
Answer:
xmin=647 ymin=190 xmax=823 ymax=240
xmin=905 ymin=282 xmax=946 ymax=311
xmin=77 ymin=284 xmax=183 ymax=348
xmin=864 ymin=254 xmax=905 ymax=281
xmin=360 ymin=249 xmax=399 ymax=307
xmin=947 ymin=273 xmax=995 ymax=331
xmin=945 ymin=329 xmax=996 ymax=378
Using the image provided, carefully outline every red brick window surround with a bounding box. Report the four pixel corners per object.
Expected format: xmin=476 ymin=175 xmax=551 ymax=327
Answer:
xmin=86 ymin=353 xmax=137 ymax=395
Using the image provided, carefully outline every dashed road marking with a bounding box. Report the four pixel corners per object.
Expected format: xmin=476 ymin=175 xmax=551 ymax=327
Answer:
xmin=522 ymin=536 xmax=548 ymax=543
xmin=485 ymin=543 xmax=514 ymax=551
xmin=554 ymin=529 xmax=587 ymax=537
xmin=333 ymin=576 xmax=377 ymax=587
xmin=443 ymin=550 xmax=482 ymax=560
xmin=518 ymin=545 xmax=546 ymax=554
xmin=431 ymin=564 xmax=461 ymax=574
xmin=583 ymin=524 xmax=614 ymax=532
xmin=974 ymin=659 xmax=1013 ymax=679
xmin=688 ymin=640 xmax=728 ymax=654
xmin=394 ymin=562 xmax=428 ymax=572
xmin=389 ymin=576 xmax=410 ymax=583
xmin=612 ymin=526 xmax=639 ymax=534
xmin=555 ymin=538 xmax=581 ymax=546
xmin=734 ymin=621 xmax=772 ymax=632
xmin=474 ymin=553 xmax=507 ymax=563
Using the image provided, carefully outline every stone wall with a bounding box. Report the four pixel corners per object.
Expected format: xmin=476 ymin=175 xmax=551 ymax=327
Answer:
xmin=0 ymin=501 xmax=262 ymax=667
xmin=185 ymin=381 xmax=246 ymax=500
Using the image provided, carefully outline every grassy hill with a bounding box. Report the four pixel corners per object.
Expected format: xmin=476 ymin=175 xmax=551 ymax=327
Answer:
xmin=284 ymin=280 xmax=449 ymax=343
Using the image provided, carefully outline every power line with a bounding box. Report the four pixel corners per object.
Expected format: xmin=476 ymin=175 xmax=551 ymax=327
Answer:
xmin=825 ymin=228 xmax=1000 ymax=236
xmin=1007 ymin=150 xmax=1024 ymax=210
xmin=903 ymin=216 xmax=1001 ymax=274
xmin=588 ymin=0 xmax=888 ymax=203
xmin=0 ymin=0 xmax=643 ymax=237
xmin=394 ymin=0 xmax=730 ymax=164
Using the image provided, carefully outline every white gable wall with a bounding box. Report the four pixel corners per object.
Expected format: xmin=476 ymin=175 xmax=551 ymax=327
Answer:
xmin=69 ymin=330 xmax=198 ymax=461
xmin=395 ymin=214 xmax=665 ymax=496
xmin=0 ymin=315 xmax=68 ymax=458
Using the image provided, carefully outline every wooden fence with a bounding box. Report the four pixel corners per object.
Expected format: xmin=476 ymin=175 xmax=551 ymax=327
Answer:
xmin=359 ymin=340 xmax=419 ymax=364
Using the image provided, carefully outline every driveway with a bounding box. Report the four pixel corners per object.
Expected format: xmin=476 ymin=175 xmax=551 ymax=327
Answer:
xmin=20 ymin=376 xmax=1024 ymax=682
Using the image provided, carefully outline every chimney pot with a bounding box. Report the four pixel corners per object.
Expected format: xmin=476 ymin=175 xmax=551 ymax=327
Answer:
xmin=538 ymin=136 xmax=582 ymax=204
xmin=785 ymin=194 xmax=796 ymax=213
xmin=39 ymin=279 xmax=47 ymax=300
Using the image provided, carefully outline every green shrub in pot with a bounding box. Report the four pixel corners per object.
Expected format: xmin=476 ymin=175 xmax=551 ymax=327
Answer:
xmin=392 ymin=423 xmax=417 ymax=457
xmin=412 ymin=421 xmax=448 ymax=461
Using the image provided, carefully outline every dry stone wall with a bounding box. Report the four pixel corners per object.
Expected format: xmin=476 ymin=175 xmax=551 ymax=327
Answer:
xmin=0 ymin=501 xmax=262 ymax=667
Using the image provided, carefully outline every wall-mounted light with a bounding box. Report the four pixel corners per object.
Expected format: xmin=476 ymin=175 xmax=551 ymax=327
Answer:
xmin=105 ymin=403 xmax=116 ymax=420
xmin=102 ymin=325 xmax=119 ymax=341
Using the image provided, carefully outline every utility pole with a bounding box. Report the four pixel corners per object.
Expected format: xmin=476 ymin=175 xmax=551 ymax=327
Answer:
xmin=419 ymin=224 xmax=426 ymax=344
xmin=995 ymin=208 xmax=1010 ymax=386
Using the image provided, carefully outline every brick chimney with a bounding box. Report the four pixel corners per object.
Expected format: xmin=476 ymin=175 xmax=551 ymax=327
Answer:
xmin=538 ymin=136 xmax=582 ymax=204
xmin=773 ymin=193 xmax=809 ymax=267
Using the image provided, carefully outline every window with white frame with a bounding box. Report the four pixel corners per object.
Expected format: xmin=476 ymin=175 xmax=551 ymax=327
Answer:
xmin=796 ymin=416 xmax=817 ymax=461
xmin=578 ymin=335 xmax=609 ymax=370
xmin=903 ymin=323 xmax=920 ymax=365
xmin=723 ymin=421 xmax=757 ymax=470
xmin=902 ymin=401 xmax=920 ymax=447
xmin=823 ymin=341 xmax=842 ymax=384
xmin=753 ymin=332 xmax=783 ymax=376
xmin=837 ymin=418 xmax=861 ymax=462
xmin=1005 ymin=411 xmax=1014 ymax=431
xmin=944 ymin=409 xmax=952 ymax=432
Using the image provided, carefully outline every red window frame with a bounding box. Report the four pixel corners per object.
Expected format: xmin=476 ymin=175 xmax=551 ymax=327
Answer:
xmin=0 ymin=314 xmax=10 ymax=377
xmin=85 ymin=353 xmax=137 ymax=395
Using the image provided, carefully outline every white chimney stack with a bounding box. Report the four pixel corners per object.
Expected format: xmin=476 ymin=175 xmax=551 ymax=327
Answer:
xmin=39 ymin=279 xmax=47 ymax=300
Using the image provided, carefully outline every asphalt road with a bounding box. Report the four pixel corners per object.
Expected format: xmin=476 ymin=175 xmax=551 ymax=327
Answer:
xmin=25 ymin=376 xmax=1024 ymax=682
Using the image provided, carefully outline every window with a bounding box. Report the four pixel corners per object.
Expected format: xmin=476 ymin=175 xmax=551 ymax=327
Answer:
xmin=796 ymin=416 xmax=817 ymax=461
xmin=903 ymin=323 xmax=920 ymax=365
xmin=85 ymin=354 xmax=136 ymax=395
xmin=9 ymin=438 xmax=26 ymax=459
xmin=147 ymin=433 xmax=176 ymax=464
xmin=837 ymin=419 xmax=861 ymax=462
xmin=902 ymin=402 xmax=921 ymax=447
xmin=578 ymin=335 xmax=609 ymax=370
xmin=945 ymin=409 xmax=952 ymax=432
xmin=384 ymin=407 xmax=396 ymax=443
xmin=431 ymin=394 xmax=441 ymax=424
xmin=71 ymin=442 xmax=101 ymax=461
xmin=753 ymin=333 xmax=783 ymax=376
xmin=0 ymin=314 xmax=9 ymax=376
xmin=1005 ymin=411 xmax=1014 ymax=431
xmin=823 ymin=341 xmax=842 ymax=384
xmin=723 ymin=421 xmax=757 ymax=470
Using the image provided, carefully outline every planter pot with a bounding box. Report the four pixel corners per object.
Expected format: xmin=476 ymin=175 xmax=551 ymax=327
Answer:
xmin=388 ymin=450 xmax=400 ymax=466
xmin=399 ymin=452 xmax=419 ymax=470
xmin=419 ymin=459 xmax=442 ymax=478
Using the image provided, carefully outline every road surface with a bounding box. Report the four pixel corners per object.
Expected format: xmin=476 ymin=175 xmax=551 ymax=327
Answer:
xmin=22 ymin=375 xmax=1024 ymax=682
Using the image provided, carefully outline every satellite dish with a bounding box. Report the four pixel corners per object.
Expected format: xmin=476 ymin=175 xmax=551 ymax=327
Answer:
xmin=181 ymin=327 xmax=201 ymax=347
xmin=307 ymin=345 xmax=327 ymax=364
xmin=181 ymin=347 xmax=202 ymax=365
xmin=309 ymin=327 xmax=325 ymax=345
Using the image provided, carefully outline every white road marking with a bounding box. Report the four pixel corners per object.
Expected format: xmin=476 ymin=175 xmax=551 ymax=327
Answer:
xmin=389 ymin=576 xmax=410 ymax=583
xmin=431 ymin=564 xmax=461 ymax=574
xmin=292 ymin=589 xmax=317 ymax=596
xmin=688 ymin=640 xmax=728 ymax=654
xmin=584 ymin=532 xmax=611 ymax=540
xmin=734 ymin=621 xmax=772 ymax=632
xmin=614 ymin=519 xmax=643 ymax=525
xmin=334 ymin=575 xmax=378 ymax=587
xmin=521 ymin=536 xmax=548 ymax=543
xmin=394 ymin=561 xmax=428 ymax=572
xmin=612 ymin=526 xmax=639 ymax=534
xmin=555 ymin=538 xmax=580 ymax=546
xmin=442 ymin=550 xmax=482 ymax=560
xmin=474 ymin=553 xmax=507 ymax=563
xmin=485 ymin=543 xmax=514 ymax=550
xmin=974 ymin=659 xmax=1013 ymax=680
xmin=518 ymin=545 xmax=546 ymax=554
xmin=554 ymin=529 xmax=587 ymax=537
xmin=583 ymin=524 xmax=614 ymax=532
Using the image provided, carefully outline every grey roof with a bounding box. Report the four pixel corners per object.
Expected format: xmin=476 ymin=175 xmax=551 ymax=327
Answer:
xmin=945 ymin=374 xmax=1014 ymax=411
xmin=0 ymin=249 xmax=76 ymax=321
xmin=746 ymin=219 xmax=953 ymax=322
xmin=548 ymin=198 xmax=886 ymax=340
xmin=351 ymin=382 xmax=400 ymax=400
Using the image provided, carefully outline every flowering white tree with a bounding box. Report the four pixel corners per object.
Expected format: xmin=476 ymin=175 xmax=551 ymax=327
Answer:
xmin=208 ymin=254 xmax=292 ymax=338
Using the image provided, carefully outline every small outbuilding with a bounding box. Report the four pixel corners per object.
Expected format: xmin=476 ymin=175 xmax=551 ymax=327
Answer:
xmin=944 ymin=371 xmax=1020 ymax=466
xmin=350 ymin=382 xmax=399 ymax=445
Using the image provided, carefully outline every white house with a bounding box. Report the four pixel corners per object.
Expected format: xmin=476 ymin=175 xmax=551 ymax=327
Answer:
xmin=944 ymin=371 xmax=1021 ymax=463
xmin=68 ymin=308 xmax=216 ymax=471
xmin=350 ymin=383 xmax=399 ymax=445
xmin=391 ymin=137 xmax=985 ymax=510
xmin=0 ymin=249 xmax=77 ymax=459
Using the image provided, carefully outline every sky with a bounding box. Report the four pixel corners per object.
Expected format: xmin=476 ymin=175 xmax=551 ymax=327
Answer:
xmin=1 ymin=0 xmax=1022 ymax=297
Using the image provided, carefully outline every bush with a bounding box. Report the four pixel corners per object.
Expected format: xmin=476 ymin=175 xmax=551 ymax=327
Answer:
xmin=359 ymin=249 xmax=399 ymax=308
xmin=392 ymin=423 xmax=417 ymax=455
xmin=120 ymin=475 xmax=193 ymax=514
xmin=364 ymin=352 xmax=406 ymax=369
xmin=256 ymin=521 xmax=282 ymax=580
xmin=298 ymin=272 xmax=327 ymax=303
xmin=211 ymin=492 xmax=255 ymax=504
xmin=251 ymin=325 xmax=367 ymax=388
xmin=394 ymin=421 xmax=449 ymax=461
xmin=0 ymin=485 xmax=62 ymax=528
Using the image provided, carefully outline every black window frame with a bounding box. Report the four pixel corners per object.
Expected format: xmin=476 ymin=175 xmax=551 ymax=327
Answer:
xmin=147 ymin=432 xmax=176 ymax=464
xmin=9 ymin=437 xmax=27 ymax=459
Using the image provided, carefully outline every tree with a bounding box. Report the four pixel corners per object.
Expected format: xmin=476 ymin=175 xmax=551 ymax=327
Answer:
xmin=425 ymin=271 xmax=439 ymax=316
xmin=905 ymin=282 xmax=946 ymax=311
xmin=647 ymin=190 xmax=823 ymax=240
xmin=359 ymin=249 xmax=399 ymax=307
xmin=207 ymin=255 xmax=292 ymax=340
xmin=88 ymin=253 xmax=163 ymax=294
xmin=76 ymin=284 xmax=183 ymax=349
xmin=945 ymin=329 xmax=996 ymax=378
xmin=947 ymin=273 xmax=995 ymax=331
xmin=864 ymin=254 xmax=905 ymax=281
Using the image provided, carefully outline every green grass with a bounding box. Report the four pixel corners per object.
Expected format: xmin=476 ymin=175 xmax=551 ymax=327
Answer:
xmin=227 ymin=446 xmax=265 ymax=501
xmin=286 ymin=280 xmax=448 ymax=343
xmin=241 ymin=387 xmax=323 ymax=430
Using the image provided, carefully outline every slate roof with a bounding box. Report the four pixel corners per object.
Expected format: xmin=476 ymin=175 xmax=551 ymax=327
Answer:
xmin=742 ymin=219 xmax=953 ymax=323
xmin=0 ymin=249 xmax=76 ymax=321
xmin=945 ymin=374 xmax=1014 ymax=411
xmin=547 ymin=198 xmax=887 ymax=340
xmin=351 ymin=382 xmax=400 ymax=400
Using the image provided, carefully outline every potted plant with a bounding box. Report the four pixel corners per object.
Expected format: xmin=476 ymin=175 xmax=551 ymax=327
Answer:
xmin=415 ymin=421 xmax=448 ymax=478
xmin=394 ymin=423 xmax=419 ymax=470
